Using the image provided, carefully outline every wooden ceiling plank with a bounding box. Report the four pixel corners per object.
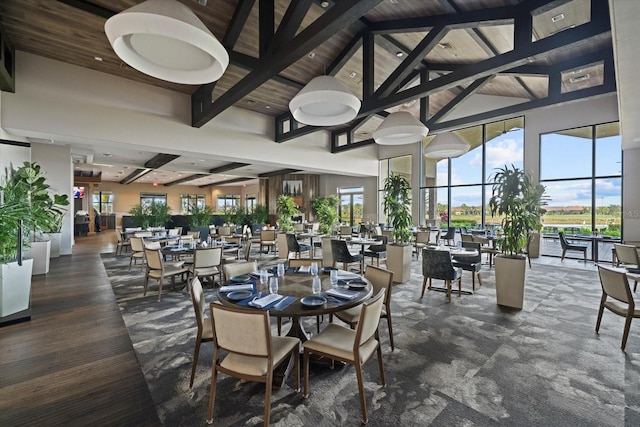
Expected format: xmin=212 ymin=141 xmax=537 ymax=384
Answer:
xmin=223 ymin=0 xmax=257 ymax=47
xmin=258 ymin=169 xmax=301 ymax=177
xmin=266 ymin=0 xmax=314 ymax=55
xmin=375 ymin=25 xmax=447 ymax=99
xmin=56 ymin=0 xmax=114 ymax=19
xmin=359 ymin=15 xmax=611 ymax=117
xmin=192 ymin=0 xmax=384 ymax=128
xmin=120 ymin=168 xmax=151 ymax=185
xmin=327 ymin=33 xmax=363 ymax=76
xmin=199 ymin=177 xmax=253 ymax=188
xmin=229 ymin=51 xmax=304 ymax=89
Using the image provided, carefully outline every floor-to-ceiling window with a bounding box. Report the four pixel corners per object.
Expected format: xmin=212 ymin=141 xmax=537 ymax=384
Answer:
xmin=422 ymin=117 xmax=524 ymax=229
xmin=379 ymin=155 xmax=412 ymax=225
xmin=338 ymin=187 xmax=364 ymax=226
xmin=539 ymin=122 xmax=621 ymax=260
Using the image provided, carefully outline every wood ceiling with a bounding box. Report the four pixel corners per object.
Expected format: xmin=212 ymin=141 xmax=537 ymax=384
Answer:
xmin=0 ymin=0 xmax=615 ymax=160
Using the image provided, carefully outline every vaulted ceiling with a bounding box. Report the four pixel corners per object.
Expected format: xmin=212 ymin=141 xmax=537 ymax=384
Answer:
xmin=0 ymin=0 xmax=617 ymax=184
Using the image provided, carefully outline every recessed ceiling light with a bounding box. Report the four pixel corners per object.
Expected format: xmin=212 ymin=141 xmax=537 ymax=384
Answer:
xmin=396 ymin=51 xmax=404 ymax=57
xmin=102 ymin=153 xmax=112 ymax=157
xmin=320 ymin=1 xmax=329 ymax=7
xmin=551 ymin=13 xmax=565 ymax=23
xmin=265 ymin=105 xmax=271 ymax=109
xmin=94 ymin=56 xmax=103 ymax=61
xmin=349 ymin=71 xmax=357 ymax=78
xmin=307 ymin=52 xmax=316 ymax=58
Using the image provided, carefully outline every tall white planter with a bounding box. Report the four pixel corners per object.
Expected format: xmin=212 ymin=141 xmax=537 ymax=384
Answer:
xmin=494 ymin=255 xmax=526 ymax=309
xmin=0 ymin=259 xmax=34 ymax=317
xmin=47 ymin=233 xmax=62 ymax=258
xmin=27 ymin=240 xmax=51 ymax=275
xmin=386 ymin=244 xmax=412 ymax=283
xmin=528 ymin=232 xmax=541 ymax=258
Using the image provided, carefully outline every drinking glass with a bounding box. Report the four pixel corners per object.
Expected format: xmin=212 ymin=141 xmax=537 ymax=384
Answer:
xmin=312 ymin=275 xmax=321 ymax=295
xmin=277 ymin=263 xmax=285 ymax=277
xmin=456 ymin=241 xmax=462 ymax=248
xmin=330 ymin=269 xmax=338 ymax=286
xmin=259 ymin=269 xmax=268 ymax=287
xmin=310 ymin=262 xmax=318 ymax=276
xmin=269 ymin=277 xmax=278 ymax=294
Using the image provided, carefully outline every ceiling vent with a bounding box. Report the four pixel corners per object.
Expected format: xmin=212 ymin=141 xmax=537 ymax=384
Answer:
xmin=569 ymin=74 xmax=590 ymax=83
xmin=551 ymin=13 xmax=565 ymax=23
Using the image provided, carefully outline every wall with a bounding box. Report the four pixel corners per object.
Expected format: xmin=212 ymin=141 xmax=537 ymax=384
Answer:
xmin=30 ymin=143 xmax=73 ymax=255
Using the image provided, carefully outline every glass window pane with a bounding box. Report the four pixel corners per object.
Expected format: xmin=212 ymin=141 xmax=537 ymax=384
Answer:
xmin=379 ymin=160 xmax=389 ymax=189
xmin=595 ymin=122 xmax=621 ymax=177
xmin=437 ymin=187 xmax=449 ymax=227
xmin=543 ymin=179 xmax=592 ymax=234
xmin=451 ymin=126 xmax=483 ymax=185
xmin=436 ymin=159 xmax=448 ymax=187
xmin=353 ymin=194 xmax=363 ymax=225
xmin=595 ymin=177 xmax=621 ymax=237
xmin=540 ymin=126 xmax=593 ymax=180
xmin=390 ymin=155 xmax=411 ymax=183
xmin=450 ymin=185 xmax=482 ymax=229
xmin=485 ymin=118 xmax=524 ymax=180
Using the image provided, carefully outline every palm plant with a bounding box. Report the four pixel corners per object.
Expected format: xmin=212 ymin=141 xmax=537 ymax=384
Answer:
xmin=383 ymin=173 xmax=413 ymax=244
xmin=311 ymin=194 xmax=339 ymax=234
xmin=128 ymin=204 xmax=151 ymax=228
xmin=189 ymin=204 xmax=214 ymax=227
xmin=276 ymin=195 xmax=298 ymax=232
xmin=149 ymin=203 xmax=171 ymax=227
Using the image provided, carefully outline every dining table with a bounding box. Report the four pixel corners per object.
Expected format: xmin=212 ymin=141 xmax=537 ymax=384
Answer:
xmin=349 ymin=237 xmax=383 ymax=255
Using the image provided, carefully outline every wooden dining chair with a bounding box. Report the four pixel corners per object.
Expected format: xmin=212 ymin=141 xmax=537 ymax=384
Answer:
xmin=614 ymin=244 xmax=640 ymax=291
xmin=259 ymin=229 xmax=277 ymax=256
xmin=190 ymin=247 xmax=223 ymax=286
xmin=129 ymin=236 xmax=145 ymax=270
xmin=115 ymin=228 xmax=131 ymax=256
xmin=188 ymin=277 xmax=213 ymax=388
xmin=421 ymin=248 xmax=462 ymax=302
xmin=596 ymin=265 xmax=640 ymax=351
xmin=332 ymin=265 xmax=395 ymax=350
xmin=331 ymin=239 xmax=363 ymax=274
xmin=222 ymin=261 xmax=257 ymax=282
xmin=143 ymin=248 xmax=189 ymax=301
xmin=207 ymin=303 xmax=300 ymax=426
xmin=303 ymin=290 xmax=386 ymax=424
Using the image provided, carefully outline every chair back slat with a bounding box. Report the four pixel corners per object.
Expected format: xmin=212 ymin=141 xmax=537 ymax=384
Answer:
xmin=598 ymin=265 xmax=633 ymax=304
xmin=189 ymin=278 xmax=206 ymax=329
xmin=144 ymin=248 xmax=163 ymax=270
xmin=223 ymin=261 xmax=258 ymax=279
xmin=195 ymin=247 xmax=222 ymax=268
xmin=356 ymin=290 xmax=385 ymax=347
xmin=211 ymin=304 xmax=269 ymax=356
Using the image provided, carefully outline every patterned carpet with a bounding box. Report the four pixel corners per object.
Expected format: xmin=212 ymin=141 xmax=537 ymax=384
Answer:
xmin=102 ymin=253 xmax=640 ymax=426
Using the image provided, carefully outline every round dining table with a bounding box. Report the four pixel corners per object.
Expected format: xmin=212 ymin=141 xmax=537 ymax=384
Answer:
xmin=217 ymin=270 xmax=373 ymax=342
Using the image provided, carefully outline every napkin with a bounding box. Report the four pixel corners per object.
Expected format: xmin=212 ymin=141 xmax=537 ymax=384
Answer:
xmin=326 ymin=288 xmax=360 ymax=300
xmin=220 ymin=284 xmax=254 ymax=292
xmin=336 ymin=273 xmax=360 ymax=280
xmin=298 ymin=265 xmax=310 ymax=273
xmin=249 ymin=294 xmax=283 ymax=308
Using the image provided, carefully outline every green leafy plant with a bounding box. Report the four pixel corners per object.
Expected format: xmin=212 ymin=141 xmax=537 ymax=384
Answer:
xmin=128 ymin=204 xmax=151 ymax=228
xmin=252 ymin=204 xmax=269 ymax=225
xmin=383 ymin=173 xmax=413 ymax=244
xmin=276 ymin=195 xmax=298 ymax=232
xmin=488 ymin=165 xmax=546 ymax=257
xmin=149 ymin=203 xmax=171 ymax=227
xmin=311 ymin=194 xmax=339 ymax=235
xmin=231 ymin=206 xmax=247 ymax=226
xmin=189 ymin=204 xmax=213 ymax=227
xmin=0 ymin=162 xmax=69 ymax=261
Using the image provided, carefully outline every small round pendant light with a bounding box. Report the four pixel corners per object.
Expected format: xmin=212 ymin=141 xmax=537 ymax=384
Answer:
xmin=289 ymin=76 xmax=361 ymax=126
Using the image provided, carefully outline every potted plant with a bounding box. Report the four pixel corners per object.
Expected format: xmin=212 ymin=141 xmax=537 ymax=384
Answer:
xmin=189 ymin=204 xmax=213 ymax=239
xmin=311 ymin=195 xmax=339 ymax=235
xmin=128 ymin=204 xmax=151 ymax=228
xmin=149 ymin=203 xmax=171 ymax=228
xmin=42 ymin=210 xmax=66 ymax=258
xmin=276 ymin=195 xmax=298 ymax=232
xmin=383 ymin=173 xmax=413 ymax=283
xmin=525 ymin=183 xmax=547 ymax=258
xmin=251 ymin=203 xmax=269 ymax=233
xmin=488 ymin=165 xmax=545 ymax=309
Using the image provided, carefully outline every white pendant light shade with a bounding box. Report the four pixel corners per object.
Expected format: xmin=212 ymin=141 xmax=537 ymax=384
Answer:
xmin=105 ymin=0 xmax=229 ymax=84
xmin=424 ymin=132 xmax=470 ymax=159
xmin=373 ymin=111 xmax=429 ymax=145
xmin=289 ymin=76 xmax=361 ymax=126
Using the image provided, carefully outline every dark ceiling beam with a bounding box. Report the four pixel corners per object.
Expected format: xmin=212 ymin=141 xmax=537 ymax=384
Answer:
xmin=266 ymin=0 xmax=314 ymax=55
xmin=428 ymin=76 xmax=492 ymax=124
xmin=228 ymin=51 xmax=304 ymax=89
xmin=209 ymin=162 xmax=250 ymax=174
xmin=519 ymin=0 xmax=573 ymax=14
xmin=222 ymin=0 xmax=257 ymax=47
xmin=259 ymin=0 xmax=275 ymax=57
xmin=367 ymin=6 xmax=515 ymax=34
xmin=199 ymin=177 xmax=254 ymax=188
xmin=164 ymin=174 xmax=208 ymax=186
xmin=120 ymin=168 xmax=151 ymax=185
xmin=192 ymin=0 xmax=384 ymax=128
xmin=258 ymin=169 xmax=301 ymax=177
xmin=144 ymin=153 xmax=180 ymax=169
xmin=56 ymin=0 xmax=115 ymax=19
xmin=374 ymin=25 xmax=447 ymax=99
xmin=358 ymin=17 xmax=611 ymax=117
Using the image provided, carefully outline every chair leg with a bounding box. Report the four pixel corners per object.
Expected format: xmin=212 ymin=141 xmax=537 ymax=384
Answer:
xmin=476 ymin=272 xmax=482 ymax=287
xmin=445 ymin=280 xmax=451 ymax=302
xmin=143 ymin=273 xmax=149 ymax=296
xmin=158 ymin=278 xmax=164 ymax=301
xmin=472 ymin=271 xmax=476 ymax=291
xmin=190 ymin=336 xmax=202 ymax=388
xmin=561 ymin=249 xmax=566 ymax=261
xmin=206 ymin=362 xmax=219 ymax=424
xmin=622 ymin=314 xmax=634 ymax=351
xmin=277 ymin=317 xmax=282 ymax=336
xmin=354 ymin=362 xmax=368 ymax=424
xmin=303 ymin=350 xmax=310 ymax=398
xmin=386 ymin=314 xmax=394 ymax=351
xmin=421 ymin=277 xmax=428 ymax=298
xmin=264 ymin=371 xmax=273 ymax=426
xmin=595 ymin=297 xmax=606 ymax=333
xmin=376 ymin=342 xmax=386 ymax=387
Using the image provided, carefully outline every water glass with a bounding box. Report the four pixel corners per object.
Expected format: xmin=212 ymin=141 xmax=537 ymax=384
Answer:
xmin=277 ymin=263 xmax=285 ymax=277
xmin=456 ymin=241 xmax=462 ymax=248
xmin=269 ymin=277 xmax=279 ymax=294
xmin=259 ymin=269 xmax=268 ymax=286
xmin=330 ymin=269 xmax=338 ymax=286
xmin=312 ymin=275 xmax=321 ymax=295
xmin=310 ymin=262 xmax=319 ymax=276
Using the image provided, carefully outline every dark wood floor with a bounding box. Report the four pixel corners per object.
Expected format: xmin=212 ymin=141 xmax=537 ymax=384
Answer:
xmin=0 ymin=231 xmax=160 ymax=426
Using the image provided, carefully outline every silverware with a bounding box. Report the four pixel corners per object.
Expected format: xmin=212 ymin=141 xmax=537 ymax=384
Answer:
xmin=273 ymin=296 xmax=288 ymax=310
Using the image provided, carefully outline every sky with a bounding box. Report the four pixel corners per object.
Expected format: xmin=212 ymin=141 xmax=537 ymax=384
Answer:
xmin=434 ymin=130 xmax=622 ymax=208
